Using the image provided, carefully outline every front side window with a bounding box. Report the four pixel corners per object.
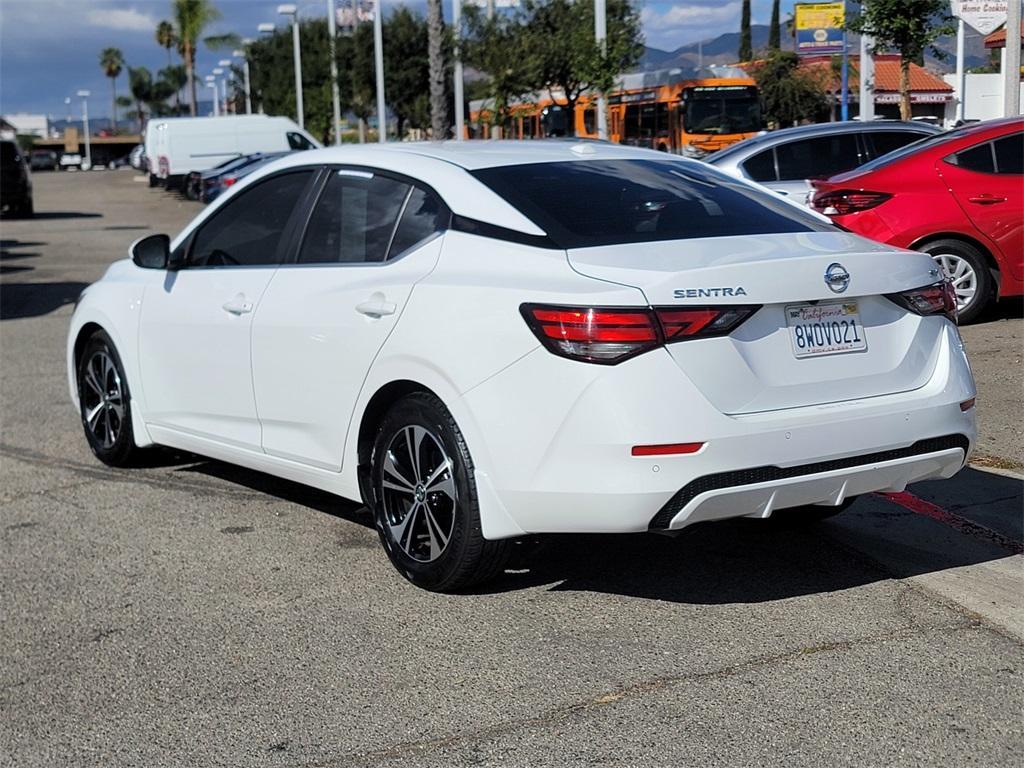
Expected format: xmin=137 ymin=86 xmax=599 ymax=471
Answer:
xmin=472 ymin=159 xmax=830 ymax=249
xmin=298 ymin=170 xmax=412 ymax=264
xmin=189 ymin=170 xmax=313 ymax=267
xmin=287 ymin=132 xmax=316 ymax=151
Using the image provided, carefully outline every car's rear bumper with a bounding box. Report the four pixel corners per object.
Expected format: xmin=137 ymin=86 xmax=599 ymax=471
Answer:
xmin=462 ymin=321 xmax=976 ymax=537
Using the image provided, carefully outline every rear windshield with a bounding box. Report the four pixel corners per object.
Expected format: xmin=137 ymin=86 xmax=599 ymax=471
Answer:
xmin=853 ymin=125 xmax=979 ymax=174
xmin=471 ymin=159 xmax=830 ymax=249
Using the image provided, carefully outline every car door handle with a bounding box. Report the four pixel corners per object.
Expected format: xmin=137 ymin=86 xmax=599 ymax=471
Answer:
xmin=355 ymin=298 xmax=397 ymax=318
xmin=222 ymin=294 xmax=253 ymax=315
xmin=967 ymin=195 xmax=1006 ymax=205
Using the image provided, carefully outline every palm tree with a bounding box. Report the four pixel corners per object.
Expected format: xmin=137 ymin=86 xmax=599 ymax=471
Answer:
xmin=156 ymin=20 xmax=178 ymax=66
xmin=100 ymin=47 xmax=124 ymax=132
xmin=173 ymin=0 xmax=223 ymax=117
xmin=426 ymin=0 xmax=447 ymax=138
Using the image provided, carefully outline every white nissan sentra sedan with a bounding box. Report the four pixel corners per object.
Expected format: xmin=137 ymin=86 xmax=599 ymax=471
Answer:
xmin=68 ymin=141 xmax=977 ymax=591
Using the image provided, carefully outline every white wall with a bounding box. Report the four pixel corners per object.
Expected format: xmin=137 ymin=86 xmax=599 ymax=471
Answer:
xmin=944 ymin=73 xmax=1024 ymax=124
xmin=3 ymin=113 xmax=49 ymax=137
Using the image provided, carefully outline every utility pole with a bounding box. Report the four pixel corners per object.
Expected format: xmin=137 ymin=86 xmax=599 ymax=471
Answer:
xmin=859 ymin=31 xmax=875 ymax=121
xmin=595 ymin=0 xmax=607 ymax=139
xmin=374 ymin=0 xmax=386 ymax=142
xmin=77 ymin=90 xmax=91 ymax=169
xmin=327 ymin=0 xmax=342 ymax=144
xmin=453 ymin=0 xmax=465 ymax=140
xmin=1006 ymin=0 xmax=1021 ymax=116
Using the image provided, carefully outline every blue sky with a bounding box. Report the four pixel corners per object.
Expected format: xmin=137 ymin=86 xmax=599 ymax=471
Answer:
xmin=0 ymin=0 xmax=800 ymax=118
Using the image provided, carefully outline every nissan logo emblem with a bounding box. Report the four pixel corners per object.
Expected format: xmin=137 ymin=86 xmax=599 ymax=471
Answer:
xmin=824 ymin=262 xmax=851 ymax=294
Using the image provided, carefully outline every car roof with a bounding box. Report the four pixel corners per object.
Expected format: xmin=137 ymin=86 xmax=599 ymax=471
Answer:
xmin=708 ymin=120 xmax=941 ymax=164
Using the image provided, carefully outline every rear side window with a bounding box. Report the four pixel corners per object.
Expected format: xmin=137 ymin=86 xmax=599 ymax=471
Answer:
xmin=470 ymin=159 xmax=829 ymax=249
xmin=869 ymin=131 xmax=928 ymax=159
xmin=953 ymin=142 xmax=996 ymax=174
xmin=387 ymin=186 xmax=448 ymax=258
xmin=190 ymin=171 xmax=313 ymax=267
xmin=298 ymin=170 xmax=411 ymax=264
xmin=775 ymin=134 xmax=860 ymax=181
xmin=993 ymin=133 xmax=1023 ymax=174
xmin=742 ymin=149 xmax=777 ymax=182
xmin=1 ymin=142 xmax=18 ymax=164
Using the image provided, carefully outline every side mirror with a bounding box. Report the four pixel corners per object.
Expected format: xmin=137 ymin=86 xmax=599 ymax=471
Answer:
xmin=131 ymin=234 xmax=171 ymax=269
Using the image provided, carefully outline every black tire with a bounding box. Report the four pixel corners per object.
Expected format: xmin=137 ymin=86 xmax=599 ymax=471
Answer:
xmin=369 ymin=392 xmax=511 ymax=592
xmin=77 ymin=330 xmax=141 ymax=467
xmin=767 ymin=496 xmax=859 ymax=527
xmin=19 ymin=198 xmax=33 ymax=218
xmin=918 ymin=238 xmax=994 ymax=325
xmin=148 ymin=173 xmax=159 ymax=188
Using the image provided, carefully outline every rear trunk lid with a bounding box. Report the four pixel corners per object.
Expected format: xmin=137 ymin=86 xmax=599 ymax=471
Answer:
xmin=567 ymin=231 xmax=947 ymax=414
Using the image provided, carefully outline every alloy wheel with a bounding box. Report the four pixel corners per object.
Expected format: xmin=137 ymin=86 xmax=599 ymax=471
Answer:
xmin=81 ymin=350 xmax=125 ymax=450
xmin=932 ymin=252 xmax=977 ymax=313
xmin=379 ymin=425 xmax=457 ymax=563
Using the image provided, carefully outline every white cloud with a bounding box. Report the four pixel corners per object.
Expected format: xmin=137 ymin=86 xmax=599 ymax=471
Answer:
xmin=640 ymin=2 xmax=741 ymax=31
xmin=85 ymin=7 xmax=159 ymax=32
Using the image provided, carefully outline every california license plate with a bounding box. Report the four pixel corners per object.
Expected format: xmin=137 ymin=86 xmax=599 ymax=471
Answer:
xmin=785 ymin=301 xmax=867 ymax=358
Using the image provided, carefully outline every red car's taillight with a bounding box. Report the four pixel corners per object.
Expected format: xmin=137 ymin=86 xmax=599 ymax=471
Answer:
xmin=223 ymin=176 xmax=238 ymax=187
xmin=812 ymin=190 xmax=892 ymax=215
xmin=520 ymin=304 xmax=759 ymax=364
xmin=886 ymin=280 xmax=957 ymax=323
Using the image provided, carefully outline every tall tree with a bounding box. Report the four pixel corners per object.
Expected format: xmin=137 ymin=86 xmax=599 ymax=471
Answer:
xmin=524 ymin=0 xmax=642 ymax=136
xmin=99 ymin=47 xmax=124 ymax=132
xmin=769 ymin=0 xmax=781 ymax=50
xmin=172 ymin=0 xmax=237 ymax=117
xmin=738 ymin=0 xmax=752 ymax=61
xmin=750 ymin=50 xmax=828 ymax=127
xmin=426 ymin=0 xmax=448 ymax=138
xmin=463 ymin=7 xmax=535 ymax=130
xmin=123 ymin=66 xmax=176 ymax=133
xmin=159 ymin=65 xmax=188 ymax=115
xmin=156 ymin=20 xmax=181 ymax=110
xmin=847 ymin=0 xmax=954 ymax=120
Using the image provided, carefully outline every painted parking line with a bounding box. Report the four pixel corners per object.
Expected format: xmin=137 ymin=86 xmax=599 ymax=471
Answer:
xmin=877 ymin=490 xmax=1024 ymax=555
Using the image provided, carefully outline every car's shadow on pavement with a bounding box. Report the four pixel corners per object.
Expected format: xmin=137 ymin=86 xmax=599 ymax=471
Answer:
xmin=24 ymin=211 xmax=103 ymax=220
xmin=164 ymin=450 xmax=1021 ymax=605
xmin=0 ymin=281 xmax=89 ymax=320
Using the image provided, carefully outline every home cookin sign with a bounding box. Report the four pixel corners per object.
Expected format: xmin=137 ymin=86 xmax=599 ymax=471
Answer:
xmin=951 ymin=1 xmax=1009 ymax=36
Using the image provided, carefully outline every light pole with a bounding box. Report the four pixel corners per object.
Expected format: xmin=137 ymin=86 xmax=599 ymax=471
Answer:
xmin=218 ymin=60 xmax=234 ymax=113
xmin=326 ymin=0 xmax=342 ymax=144
xmin=373 ymin=0 xmax=386 ymax=142
xmin=234 ymin=46 xmax=253 ymax=115
xmin=594 ymin=0 xmax=607 ymax=139
xmin=76 ymin=90 xmax=91 ymax=170
xmin=205 ymin=76 xmax=220 ymax=116
xmin=1005 ymin=0 xmax=1021 ymax=117
xmin=453 ymin=0 xmax=464 ymax=140
xmin=278 ymin=4 xmax=305 ymax=128
xmin=212 ymin=68 xmax=227 ymax=116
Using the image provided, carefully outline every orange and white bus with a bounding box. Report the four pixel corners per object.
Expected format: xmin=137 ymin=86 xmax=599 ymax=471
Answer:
xmin=469 ymin=69 xmax=763 ymax=157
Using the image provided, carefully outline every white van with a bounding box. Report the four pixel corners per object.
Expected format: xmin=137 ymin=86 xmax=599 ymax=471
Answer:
xmin=144 ymin=115 xmax=320 ymax=189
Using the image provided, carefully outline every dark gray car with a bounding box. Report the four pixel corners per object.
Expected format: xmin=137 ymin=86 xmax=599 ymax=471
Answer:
xmin=707 ymin=121 xmax=941 ymax=202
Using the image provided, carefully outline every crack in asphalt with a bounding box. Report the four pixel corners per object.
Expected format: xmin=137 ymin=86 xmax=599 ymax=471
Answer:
xmin=314 ymin=621 xmax=984 ymax=767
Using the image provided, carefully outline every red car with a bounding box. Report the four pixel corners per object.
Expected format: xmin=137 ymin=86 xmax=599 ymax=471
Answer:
xmin=811 ymin=117 xmax=1023 ymax=323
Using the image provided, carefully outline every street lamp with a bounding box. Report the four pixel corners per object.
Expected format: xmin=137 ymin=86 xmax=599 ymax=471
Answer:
xmin=373 ymin=0 xmax=385 ymax=142
xmin=326 ymin=0 xmax=341 ymax=144
xmin=218 ymin=60 xmax=233 ymax=113
xmin=205 ymin=76 xmax=220 ymax=117
xmin=212 ymin=67 xmax=227 ymax=117
xmin=277 ymin=4 xmax=305 ymax=128
xmin=76 ymin=90 xmax=92 ymax=170
xmin=234 ymin=46 xmax=253 ymax=115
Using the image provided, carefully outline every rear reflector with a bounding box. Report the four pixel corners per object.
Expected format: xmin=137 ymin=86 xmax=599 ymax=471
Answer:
xmin=886 ymin=280 xmax=957 ymax=323
xmin=959 ymin=397 xmax=975 ymax=412
xmin=632 ymin=442 xmax=704 ymax=456
xmin=521 ymin=304 xmax=760 ymax=365
xmin=812 ymin=190 xmax=891 ymax=216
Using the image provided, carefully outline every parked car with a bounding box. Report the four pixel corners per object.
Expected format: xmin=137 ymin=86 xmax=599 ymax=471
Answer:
xmin=184 ymin=155 xmax=244 ymax=200
xmin=144 ymin=114 xmax=320 ymax=190
xmin=59 ymin=152 xmax=82 ymax=171
xmin=810 ymin=116 xmax=1023 ymax=323
xmin=707 ymin=121 xmax=941 ymax=201
xmin=68 ymin=142 xmax=976 ymax=591
xmin=129 ymin=144 xmax=145 ymax=170
xmin=0 ymin=140 xmax=33 ymax=217
xmin=200 ymin=152 xmax=290 ymax=204
xmin=29 ymin=149 xmax=58 ymax=171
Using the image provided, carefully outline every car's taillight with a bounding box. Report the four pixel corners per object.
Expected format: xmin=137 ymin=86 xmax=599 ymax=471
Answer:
xmin=886 ymin=280 xmax=957 ymax=323
xmin=223 ymin=176 xmax=237 ymax=187
xmin=812 ymin=190 xmax=892 ymax=215
xmin=520 ymin=304 xmax=759 ymax=365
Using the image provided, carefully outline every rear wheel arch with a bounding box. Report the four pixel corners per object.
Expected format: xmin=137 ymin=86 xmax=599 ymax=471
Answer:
xmin=910 ymin=232 xmax=1001 ymax=290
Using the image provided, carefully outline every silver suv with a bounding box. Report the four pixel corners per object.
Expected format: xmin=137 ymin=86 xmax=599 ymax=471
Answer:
xmin=707 ymin=121 xmax=941 ymax=201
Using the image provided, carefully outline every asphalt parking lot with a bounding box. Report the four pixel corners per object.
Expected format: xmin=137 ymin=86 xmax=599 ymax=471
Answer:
xmin=1 ymin=170 xmax=1022 ymax=767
